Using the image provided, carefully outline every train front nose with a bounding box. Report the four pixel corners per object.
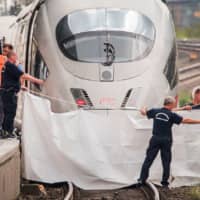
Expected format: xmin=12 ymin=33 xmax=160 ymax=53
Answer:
xmin=55 ymin=8 xmax=157 ymax=110
xmin=56 ymin=8 xmax=156 ymax=81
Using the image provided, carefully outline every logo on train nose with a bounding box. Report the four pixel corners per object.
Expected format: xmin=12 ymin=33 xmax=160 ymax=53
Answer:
xmin=99 ymin=98 xmax=116 ymax=106
xmin=102 ymin=43 xmax=115 ymax=66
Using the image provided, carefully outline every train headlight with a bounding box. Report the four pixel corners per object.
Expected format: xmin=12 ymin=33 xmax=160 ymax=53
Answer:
xmin=76 ymin=99 xmax=87 ymax=107
xmin=71 ymin=88 xmax=93 ymax=108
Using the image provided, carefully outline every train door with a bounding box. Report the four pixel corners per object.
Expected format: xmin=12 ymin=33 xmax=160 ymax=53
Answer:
xmin=15 ymin=0 xmax=45 ymax=127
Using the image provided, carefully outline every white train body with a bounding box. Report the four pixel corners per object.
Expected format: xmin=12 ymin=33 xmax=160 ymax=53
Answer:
xmin=9 ymin=1 xmax=200 ymax=189
xmin=10 ymin=0 xmax=198 ymax=189
xmin=10 ymin=0 xmax=177 ymax=114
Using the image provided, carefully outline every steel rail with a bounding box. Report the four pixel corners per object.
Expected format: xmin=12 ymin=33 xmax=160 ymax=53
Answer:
xmin=64 ymin=182 xmax=74 ymax=200
xmin=140 ymin=182 xmax=168 ymax=200
xmin=177 ymin=40 xmax=200 ymax=52
xmin=179 ymin=62 xmax=200 ymax=82
xmin=140 ymin=182 xmax=160 ymax=200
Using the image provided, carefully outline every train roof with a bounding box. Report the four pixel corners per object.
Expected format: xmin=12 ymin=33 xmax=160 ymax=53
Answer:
xmin=15 ymin=0 xmax=43 ymax=23
xmin=0 ymin=16 xmax=16 ymax=38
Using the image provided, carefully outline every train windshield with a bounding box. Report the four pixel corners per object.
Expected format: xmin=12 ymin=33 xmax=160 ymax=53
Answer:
xmin=56 ymin=9 xmax=156 ymax=64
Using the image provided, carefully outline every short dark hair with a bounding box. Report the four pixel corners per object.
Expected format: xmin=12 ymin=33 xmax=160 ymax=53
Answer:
xmin=7 ymin=51 xmax=16 ymax=59
xmin=195 ymin=88 xmax=200 ymax=94
xmin=3 ymin=43 xmax=14 ymax=50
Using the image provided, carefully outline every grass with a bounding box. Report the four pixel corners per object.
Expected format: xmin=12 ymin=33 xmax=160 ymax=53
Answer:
xmin=190 ymin=187 xmax=200 ymax=200
xmin=176 ymin=24 xmax=200 ymax=39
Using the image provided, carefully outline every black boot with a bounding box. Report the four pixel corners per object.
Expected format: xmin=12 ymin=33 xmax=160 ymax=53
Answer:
xmin=7 ymin=132 xmax=17 ymax=139
xmin=2 ymin=130 xmax=16 ymax=139
xmin=136 ymin=179 xmax=146 ymax=187
xmin=0 ymin=129 xmax=4 ymax=139
xmin=1 ymin=130 xmax=9 ymax=139
xmin=161 ymin=181 xmax=169 ymax=189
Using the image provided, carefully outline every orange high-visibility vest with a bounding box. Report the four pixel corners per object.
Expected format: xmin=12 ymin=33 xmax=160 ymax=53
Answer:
xmin=0 ymin=55 xmax=6 ymax=85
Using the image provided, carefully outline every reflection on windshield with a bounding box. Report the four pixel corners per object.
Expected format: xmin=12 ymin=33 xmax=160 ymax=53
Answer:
xmin=56 ymin=9 xmax=156 ymax=63
xmin=59 ymin=31 xmax=153 ymax=63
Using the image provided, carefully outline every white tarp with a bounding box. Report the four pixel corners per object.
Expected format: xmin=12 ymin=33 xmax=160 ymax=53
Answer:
xmin=22 ymin=93 xmax=200 ymax=190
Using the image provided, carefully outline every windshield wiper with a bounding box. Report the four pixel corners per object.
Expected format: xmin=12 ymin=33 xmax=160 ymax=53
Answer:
xmin=102 ymin=42 xmax=116 ymax=66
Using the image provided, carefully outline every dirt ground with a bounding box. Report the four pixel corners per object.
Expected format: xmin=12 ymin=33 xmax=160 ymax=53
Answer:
xmin=18 ymin=184 xmax=67 ymax=200
xmin=160 ymin=186 xmax=200 ymax=200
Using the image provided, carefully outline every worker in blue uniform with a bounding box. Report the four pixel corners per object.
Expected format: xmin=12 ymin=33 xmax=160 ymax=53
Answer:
xmin=0 ymin=51 xmax=44 ymax=139
xmin=138 ymin=96 xmax=200 ymax=187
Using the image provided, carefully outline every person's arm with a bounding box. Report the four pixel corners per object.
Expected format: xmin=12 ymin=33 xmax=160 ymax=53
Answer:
xmin=20 ymin=76 xmax=28 ymax=91
xmin=140 ymin=108 xmax=156 ymax=119
xmin=21 ymin=74 xmax=44 ymax=85
xmin=173 ymin=105 xmax=192 ymax=112
xmin=182 ymin=118 xmax=200 ymax=124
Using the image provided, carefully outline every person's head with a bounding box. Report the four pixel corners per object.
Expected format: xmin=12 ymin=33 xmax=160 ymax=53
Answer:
xmin=2 ymin=44 xmax=13 ymax=56
xmin=192 ymin=87 xmax=200 ymax=105
xmin=7 ymin=51 xmax=18 ymax=64
xmin=163 ymin=96 xmax=176 ymax=110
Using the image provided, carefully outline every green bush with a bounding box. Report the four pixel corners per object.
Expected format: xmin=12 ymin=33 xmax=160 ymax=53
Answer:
xmin=179 ymin=91 xmax=191 ymax=107
xmin=176 ymin=24 xmax=200 ymax=39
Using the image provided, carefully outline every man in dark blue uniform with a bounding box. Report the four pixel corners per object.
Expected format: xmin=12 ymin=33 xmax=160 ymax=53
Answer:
xmin=138 ymin=96 xmax=200 ymax=187
xmin=1 ymin=52 xmax=44 ymax=138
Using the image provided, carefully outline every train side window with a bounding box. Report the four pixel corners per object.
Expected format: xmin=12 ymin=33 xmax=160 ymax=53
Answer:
xmin=163 ymin=43 xmax=178 ymax=90
xmin=31 ymin=44 xmax=49 ymax=91
xmin=15 ymin=23 xmax=27 ymax=63
xmin=34 ymin=50 xmax=49 ymax=81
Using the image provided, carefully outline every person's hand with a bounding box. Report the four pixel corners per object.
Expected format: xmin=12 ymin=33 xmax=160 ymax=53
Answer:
xmin=140 ymin=107 xmax=147 ymax=116
xmin=21 ymin=86 xmax=28 ymax=91
xmin=38 ymin=79 xmax=45 ymax=85
xmin=182 ymin=105 xmax=192 ymax=111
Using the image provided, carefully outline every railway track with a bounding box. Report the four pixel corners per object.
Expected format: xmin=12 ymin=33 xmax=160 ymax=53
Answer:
xmin=19 ymin=181 xmax=167 ymax=200
xmin=72 ymin=182 xmax=167 ymax=200
xmin=177 ymin=40 xmax=200 ymax=52
xmin=138 ymin=182 xmax=168 ymax=200
xmin=179 ymin=62 xmax=200 ymax=83
xmin=177 ymin=40 xmax=200 ymax=88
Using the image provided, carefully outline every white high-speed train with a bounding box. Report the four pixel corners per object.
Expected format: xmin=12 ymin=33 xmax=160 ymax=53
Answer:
xmin=9 ymin=1 xmax=200 ymax=189
xmin=10 ymin=0 xmax=177 ymax=117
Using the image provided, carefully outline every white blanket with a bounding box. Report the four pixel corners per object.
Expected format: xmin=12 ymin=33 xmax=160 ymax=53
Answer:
xmin=22 ymin=93 xmax=200 ymax=189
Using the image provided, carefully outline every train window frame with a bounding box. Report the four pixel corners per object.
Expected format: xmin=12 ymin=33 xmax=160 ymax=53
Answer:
xmin=163 ymin=42 xmax=178 ymax=90
xmin=56 ymin=8 xmax=156 ymax=64
xmin=161 ymin=0 xmax=167 ymax=4
xmin=30 ymin=41 xmax=49 ymax=91
xmin=15 ymin=22 xmax=27 ymax=63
